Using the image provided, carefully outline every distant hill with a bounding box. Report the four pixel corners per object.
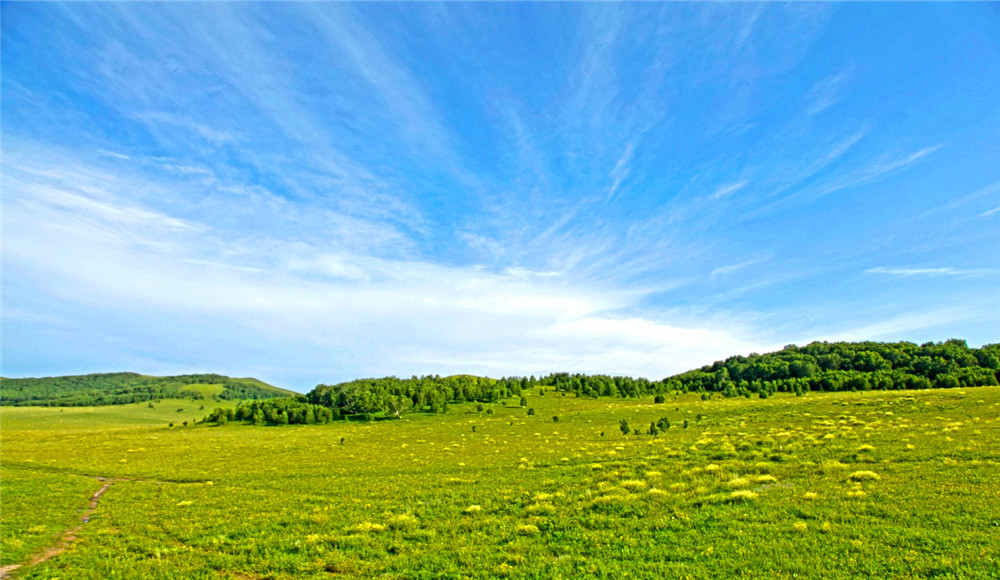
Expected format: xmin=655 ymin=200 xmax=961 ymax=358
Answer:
xmin=0 ymin=372 xmax=295 ymax=407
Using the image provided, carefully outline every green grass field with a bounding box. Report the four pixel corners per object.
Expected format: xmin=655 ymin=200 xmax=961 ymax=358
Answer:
xmin=178 ymin=384 xmax=227 ymax=398
xmin=2 ymin=388 xmax=999 ymax=578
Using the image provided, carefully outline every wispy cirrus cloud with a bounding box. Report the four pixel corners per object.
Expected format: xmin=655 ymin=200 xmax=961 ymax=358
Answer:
xmin=606 ymin=140 xmax=635 ymax=201
xmin=710 ymin=257 xmax=769 ymax=279
xmin=2 ymin=142 xmax=760 ymax=387
xmin=814 ymin=144 xmax=944 ymax=197
xmin=806 ymin=70 xmax=851 ymax=115
xmin=710 ymin=181 xmax=748 ymax=201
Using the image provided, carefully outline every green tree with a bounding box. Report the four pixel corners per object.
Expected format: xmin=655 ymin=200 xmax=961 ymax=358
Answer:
xmin=619 ymin=419 xmax=631 ymax=436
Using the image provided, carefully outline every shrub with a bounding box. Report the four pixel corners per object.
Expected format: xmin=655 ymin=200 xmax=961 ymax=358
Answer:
xmin=847 ymin=470 xmax=881 ymax=482
xmin=621 ymin=480 xmax=648 ymax=492
xmin=525 ymin=503 xmax=555 ymax=516
xmin=346 ymin=522 xmax=386 ymax=534
xmin=727 ymin=490 xmax=758 ymax=503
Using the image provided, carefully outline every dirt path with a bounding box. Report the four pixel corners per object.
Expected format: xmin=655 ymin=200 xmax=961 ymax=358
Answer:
xmin=0 ymin=478 xmax=115 ymax=579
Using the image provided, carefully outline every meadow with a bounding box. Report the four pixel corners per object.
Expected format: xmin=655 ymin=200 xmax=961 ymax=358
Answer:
xmin=2 ymin=387 xmax=999 ymax=578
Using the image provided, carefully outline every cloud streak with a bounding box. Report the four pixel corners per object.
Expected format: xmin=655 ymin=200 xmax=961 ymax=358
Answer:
xmin=710 ymin=181 xmax=748 ymax=201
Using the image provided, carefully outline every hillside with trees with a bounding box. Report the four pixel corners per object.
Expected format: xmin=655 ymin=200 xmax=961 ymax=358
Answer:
xmin=1 ymin=372 xmax=293 ymax=407
xmin=208 ymin=340 xmax=999 ymax=426
xmin=661 ymin=339 xmax=999 ymax=398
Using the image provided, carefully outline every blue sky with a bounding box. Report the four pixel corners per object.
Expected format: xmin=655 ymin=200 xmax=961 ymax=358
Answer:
xmin=3 ymin=3 xmax=998 ymax=391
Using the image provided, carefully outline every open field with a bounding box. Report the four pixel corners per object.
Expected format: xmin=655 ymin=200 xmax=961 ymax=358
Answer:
xmin=2 ymin=388 xmax=999 ymax=578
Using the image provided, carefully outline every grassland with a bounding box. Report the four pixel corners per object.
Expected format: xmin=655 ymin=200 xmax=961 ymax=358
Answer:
xmin=2 ymin=388 xmax=999 ymax=578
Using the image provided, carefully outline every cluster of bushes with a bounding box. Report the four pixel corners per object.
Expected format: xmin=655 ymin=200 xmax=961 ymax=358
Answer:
xmin=207 ymin=374 xmax=528 ymax=425
xmin=1 ymin=373 xmax=289 ymax=407
xmin=304 ymin=375 xmax=524 ymax=418
xmin=206 ymin=398 xmax=338 ymax=426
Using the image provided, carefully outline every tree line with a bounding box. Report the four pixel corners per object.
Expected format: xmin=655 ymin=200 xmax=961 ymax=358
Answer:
xmin=211 ymin=375 xmax=521 ymax=425
xmin=206 ymin=398 xmax=337 ymax=426
xmin=206 ymin=340 xmax=999 ymax=426
xmin=661 ymin=339 xmax=998 ymax=398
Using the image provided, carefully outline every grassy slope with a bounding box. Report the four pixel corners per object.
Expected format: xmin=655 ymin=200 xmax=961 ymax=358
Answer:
xmin=1 ymin=389 xmax=999 ymax=578
xmin=178 ymin=384 xmax=226 ymax=398
xmin=229 ymin=377 xmax=299 ymax=396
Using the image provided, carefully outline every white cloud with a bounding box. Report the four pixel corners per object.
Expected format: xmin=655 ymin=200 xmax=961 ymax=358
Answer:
xmin=606 ymin=141 xmax=636 ymax=200
xmin=709 ymin=181 xmax=748 ymax=200
xmin=813 ymin=144 xmax=944 ymax=198
xmin=3 ymin=148 xmax=763 ymax=383
xmin=806 ymin=70 xmax=850 ymax=115
xmin=710 ymin=257 xmax=768 ymax=279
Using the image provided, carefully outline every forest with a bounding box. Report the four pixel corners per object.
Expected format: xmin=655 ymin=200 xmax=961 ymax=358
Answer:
xmin=663 ymin=339 xmax=999 ymax=397
xmin=0 ymin=372 xmax=290 ymax=407
xmin=209 ymin=340 xmax=999 ymax=426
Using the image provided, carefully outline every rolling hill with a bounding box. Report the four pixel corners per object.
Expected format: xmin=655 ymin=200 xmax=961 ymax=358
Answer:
xmin=0 ymin=372 xmax=295 ymax=407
